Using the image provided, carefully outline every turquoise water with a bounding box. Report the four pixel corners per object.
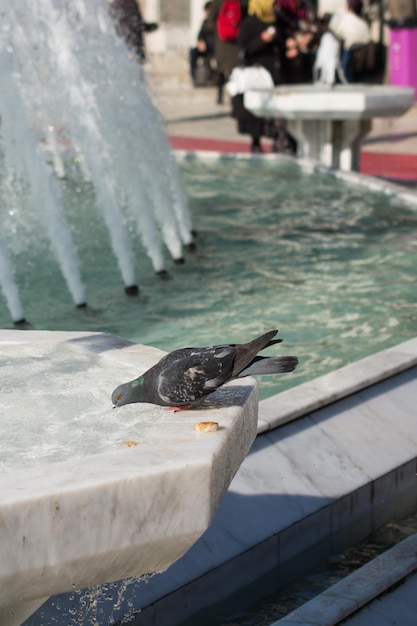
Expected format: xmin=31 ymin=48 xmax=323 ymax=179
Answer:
xmin=1 ymin=159 xmax=417 ymax=399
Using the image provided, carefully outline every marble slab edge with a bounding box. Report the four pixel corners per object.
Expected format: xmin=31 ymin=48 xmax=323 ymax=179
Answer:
xmin=174 ymin=149 xmax=286 ymax=162
xmin=174 ymin=141 xmax=417 ymax=203
xmin=130 ymin=455 xmax=417 ymax=626
xmin=297 ymin=158 xmax=417 ymax=207
xmin=174 ymin=149 xmax=417 ymax=209
xmin=258 ymin=338 xmax=417 ymax=434
xmin=272 ymin=532 xmax=417 ymax=625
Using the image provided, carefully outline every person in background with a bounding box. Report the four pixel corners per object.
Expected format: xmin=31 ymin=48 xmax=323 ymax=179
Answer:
xmin=209 ymin=0 xmax=248 ymax=104
xmin=313 ymin=14 xmax=347 ymax=85
xmin=274 ymin=0 xmax=317 ymax=83
xmin=231 ymin=0 xmax=296 ymax=153
xmin=189 ymin=2 xmax=216 ymax=85
xmin=328 ymin=0 xmax=370 ymax=82
xmin=109 ymin=0 xmax=158 ymax=64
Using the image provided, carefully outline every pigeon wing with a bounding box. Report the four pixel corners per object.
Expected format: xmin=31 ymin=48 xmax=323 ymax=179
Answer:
xmin=156 ymin=346 xmax=236 ymax=405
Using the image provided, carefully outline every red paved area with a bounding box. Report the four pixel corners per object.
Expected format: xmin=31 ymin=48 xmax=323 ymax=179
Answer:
xmin=168 ymin=135 xmax=417 ymax=182
xmin=169 ymin=135 xmax=252 ymax=153
xmin=360 ymin=151 xmax=417 ymax=181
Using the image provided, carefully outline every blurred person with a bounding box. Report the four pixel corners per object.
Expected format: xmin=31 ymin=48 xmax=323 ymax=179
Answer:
xmin=275 ymin=0 xmax=317 ymax=83
xmin=229 ymin=0 xmax=296 ymax=153
xmin=190 ymin=2 xmax=216 ymax=85
xmin=110 ymin=0 xmax=158 ymax=64
xmin=209 ymin=0 xmax=248 ymax=103
xmin=329 ymin=0 xmax=370 ymax=82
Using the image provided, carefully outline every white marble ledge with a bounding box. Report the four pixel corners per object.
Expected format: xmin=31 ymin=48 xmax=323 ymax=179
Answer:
xmin=297 ymin=159 xmax=417 ymax=207
xmin=175 ymin=150 xmax=417 ymax=209
xmin=258 ymin=337 xmax=417 ymax=434
xmin=244 ymin=85 xmax=415 ymax=120
xmin=0 ymin=330 xmax=258 ymax=609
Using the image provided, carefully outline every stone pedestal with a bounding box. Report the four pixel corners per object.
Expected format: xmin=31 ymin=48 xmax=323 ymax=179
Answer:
xmin=244 ymin=84 xmax=414 ymax=171
xmin=286 ymin=118 xmax=371 ymax=170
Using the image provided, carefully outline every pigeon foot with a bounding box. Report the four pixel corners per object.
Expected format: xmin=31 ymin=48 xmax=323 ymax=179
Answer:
xmin=165 ymin=404 xmax=193 ymax=412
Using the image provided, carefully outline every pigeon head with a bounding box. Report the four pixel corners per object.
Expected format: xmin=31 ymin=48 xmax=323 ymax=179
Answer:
xmin=112 ymin=376 xmax=146 ymax=408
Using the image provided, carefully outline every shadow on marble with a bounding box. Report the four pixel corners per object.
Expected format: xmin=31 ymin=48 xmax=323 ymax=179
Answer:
xmin=24 ymin=491 xmax=327 ymax=626
xmin=67 ymin=332 xmax=136 ymax=353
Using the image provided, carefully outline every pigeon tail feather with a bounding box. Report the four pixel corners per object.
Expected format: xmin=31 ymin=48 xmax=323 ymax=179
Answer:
xmin=264 ymin=338 xmax=283 ymax=348
xmin=238 ymin=356 xmax=299 ymax=377
xmin=231 ymin=330 xmax=279 ymax=377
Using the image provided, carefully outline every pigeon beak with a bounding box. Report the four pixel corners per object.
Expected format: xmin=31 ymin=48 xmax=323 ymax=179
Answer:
xmin=112 ymin=404 xmax=117 ymax=409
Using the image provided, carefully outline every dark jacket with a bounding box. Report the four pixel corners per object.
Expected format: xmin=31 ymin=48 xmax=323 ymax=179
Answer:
xmin=110 ymin=0 xmax=157 ymax=63
xmin=197 ymin=17 xmax=215 ymax=50
xmin=238 ymin=15 xmax=285 ymax=85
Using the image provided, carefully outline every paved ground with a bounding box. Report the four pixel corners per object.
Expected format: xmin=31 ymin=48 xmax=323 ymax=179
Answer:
xmin=146 ymin=51 xmax=417 ymax=182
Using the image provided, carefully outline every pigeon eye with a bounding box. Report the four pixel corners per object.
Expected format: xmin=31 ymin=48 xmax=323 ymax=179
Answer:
xmin=116 ymin=395 xmax=121 ymax=401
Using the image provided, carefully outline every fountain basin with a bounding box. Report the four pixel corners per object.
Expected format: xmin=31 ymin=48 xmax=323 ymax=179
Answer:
xmin=244 ymin=84 xmax=414 ymax=170
xmin=0 ymin=330 xmax=258 ymax=623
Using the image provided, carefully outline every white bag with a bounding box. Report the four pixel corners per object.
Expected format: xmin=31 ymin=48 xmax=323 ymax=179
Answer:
xmin=313 ymin=31 xmax=347 ymax=86
xmin=226 ymin=65 xmax=274 ymax=97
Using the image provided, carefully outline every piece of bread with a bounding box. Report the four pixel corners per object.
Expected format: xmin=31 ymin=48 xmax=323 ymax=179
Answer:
xmin=195 ymin=421 xmax=219 ymax=432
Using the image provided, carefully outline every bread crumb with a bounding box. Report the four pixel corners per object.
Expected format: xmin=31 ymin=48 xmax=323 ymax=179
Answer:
xmin=195 ymin=422 xmax=219 ymax=432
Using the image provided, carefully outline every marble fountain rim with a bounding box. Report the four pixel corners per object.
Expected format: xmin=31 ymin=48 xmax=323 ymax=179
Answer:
xmin=0 ymin=329 xmax=259 ymax=608
xmin=2 ymin=329 xmax=417 ymax=484
xmin=0 ymin=329 xmax=258 ymax=496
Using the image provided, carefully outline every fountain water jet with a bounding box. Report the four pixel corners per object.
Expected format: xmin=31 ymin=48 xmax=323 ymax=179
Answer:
xmin=0 ymin=0 xmax=194 ymax=316
xmin=0 ymin=48 xmax=86 ymax=307
xmin=0 ymin=236 xmax=25 ymax=324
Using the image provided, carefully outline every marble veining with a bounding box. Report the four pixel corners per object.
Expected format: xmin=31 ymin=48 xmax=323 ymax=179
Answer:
xmin=0 ymin=330 xmax=258 ymax=620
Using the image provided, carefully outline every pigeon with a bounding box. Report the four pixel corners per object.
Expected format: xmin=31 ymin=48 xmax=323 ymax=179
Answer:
xmin=111 ymin=330 xmax=298 ymax=410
